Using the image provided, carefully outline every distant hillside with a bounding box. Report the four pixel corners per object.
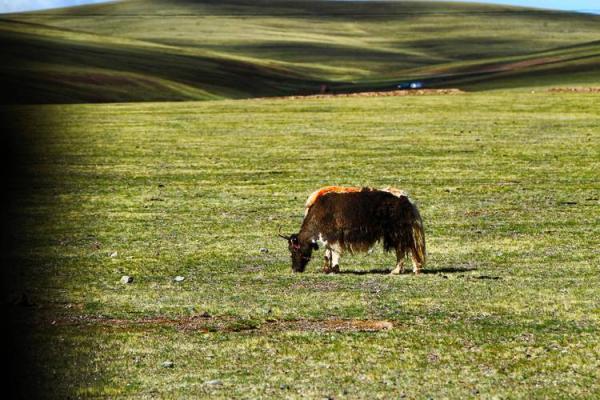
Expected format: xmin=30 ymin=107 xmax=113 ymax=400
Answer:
xmin=1 ymin=0 xmax=599 ymax=103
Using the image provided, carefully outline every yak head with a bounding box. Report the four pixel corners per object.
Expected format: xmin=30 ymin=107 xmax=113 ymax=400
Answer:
xmin=279 ymin=233 xmax=318 ymax=272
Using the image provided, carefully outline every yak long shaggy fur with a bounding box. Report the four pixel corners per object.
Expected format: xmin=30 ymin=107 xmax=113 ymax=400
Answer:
xmin=285 ymin=186 xmax=426 ymax=273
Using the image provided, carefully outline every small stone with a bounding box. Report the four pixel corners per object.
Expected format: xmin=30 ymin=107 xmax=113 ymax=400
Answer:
xmin=162 ymin=361 xmax=174 ymax=368
xmin=174 ymin=276 xmax=185 ymax=282
xmin=206 ymin=379 xmax=222 ymax=386
xmin=110 ymin=251 xmax=118 ymax=258
xmin=260 ymin=247 xmax=269 ymax=253
xmin=14 ymin=293 xmax=34 ymax=307
xmin=120 ymin=275 xmax=133 ymax=284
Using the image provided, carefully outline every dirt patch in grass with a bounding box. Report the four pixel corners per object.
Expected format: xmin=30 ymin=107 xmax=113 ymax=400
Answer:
xmin=548 ymin=87 xmax=600 ymax=93
xmin=267 ymin=88 xmax=464 ymax=100
xmin=486 ymin=57 xmax=561 ymax=73
xmin=289 ymin=280 xmax=341 ymax=291
xmin=450 ymin=57 xmax=561 ymax=75
xmin=47 ymin=314 xmax=393 ymax=333
xmin=501 ymin=57 xmax=560 ymax=70
xmin=283 ymin=319 xmax=393 ymax=332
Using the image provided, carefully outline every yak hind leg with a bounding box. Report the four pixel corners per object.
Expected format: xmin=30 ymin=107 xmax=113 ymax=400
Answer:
xmin=411 ymin=252 xmax=423 ymax=275
xmin=390 ymin=247 xmax=406 ymax=275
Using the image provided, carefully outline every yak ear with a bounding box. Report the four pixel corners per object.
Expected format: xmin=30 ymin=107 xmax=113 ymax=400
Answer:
xmin=311 ymin=240 xmax=319 ymax=250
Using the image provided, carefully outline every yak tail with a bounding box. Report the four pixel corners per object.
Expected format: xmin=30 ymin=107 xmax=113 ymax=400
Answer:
xmin=410 ymin=201 xmax=427 ymax=268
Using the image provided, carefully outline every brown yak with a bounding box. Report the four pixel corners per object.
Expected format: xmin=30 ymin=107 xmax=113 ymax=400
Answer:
xmin=280 ymin=186 xmax=426 ymax=274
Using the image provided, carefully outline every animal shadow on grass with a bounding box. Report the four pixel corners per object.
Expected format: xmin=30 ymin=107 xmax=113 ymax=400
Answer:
xmin=338 ymin=268 xmax=392 ymax=275
xmin=338 ymin=266 xmax=477 ymax=275
xmin=420 ymin=266 xmax=477 ymax=275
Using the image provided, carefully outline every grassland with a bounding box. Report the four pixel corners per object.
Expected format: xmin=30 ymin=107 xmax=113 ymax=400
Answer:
xmin=2 ymin=0 xmax=600 ymax=398
xmin=1 ymin=0 xmax=600 ymax=103
xmin=6 ymin=89 xmax=599 ymax=398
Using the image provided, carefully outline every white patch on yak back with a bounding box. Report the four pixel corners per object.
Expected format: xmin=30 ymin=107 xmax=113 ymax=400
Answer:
xmin=305 ymin=186 xmax=408 ymax=218
xmin=381 ymin=186 xmax=408 ymax=198
xmin=304 ymin=188 xmax=321 ymax=216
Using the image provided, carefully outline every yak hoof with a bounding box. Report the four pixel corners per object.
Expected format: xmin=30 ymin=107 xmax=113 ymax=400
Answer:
xmin=390 ymin=266 xmax=404 ymax=275
xmin=323 ymin=265 xmax=340 ymax=274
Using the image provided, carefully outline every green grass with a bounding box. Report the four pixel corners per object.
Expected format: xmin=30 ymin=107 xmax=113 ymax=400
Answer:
xmin=7 ymin=89 xmax=600 ymax=398
xmin=1 ymin=0 xmax=599 ymax=103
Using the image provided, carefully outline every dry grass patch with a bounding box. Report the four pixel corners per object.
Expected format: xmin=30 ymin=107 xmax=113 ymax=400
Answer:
xmin=48 ymin=314 xmax=394 ymax=333
xmin=548 ymin=87 xmax=600 ymax=93
xmin=269 ymin=88 xmax=464 ymax=100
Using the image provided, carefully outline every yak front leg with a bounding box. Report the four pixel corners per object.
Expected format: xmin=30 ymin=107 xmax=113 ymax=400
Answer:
xmin=330 ymin=250 xmax=341 ymax=273
xmin=322 ymin=248 xmax=332 ymax=273
xmin=323 ymin=250 xmax=340 ymax=274
xmin=390 ymin=247 xmax=406 ymax=275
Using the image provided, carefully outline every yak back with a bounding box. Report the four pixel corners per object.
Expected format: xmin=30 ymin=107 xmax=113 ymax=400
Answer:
xmin=300 ymin=189 xmax=416 ymax=253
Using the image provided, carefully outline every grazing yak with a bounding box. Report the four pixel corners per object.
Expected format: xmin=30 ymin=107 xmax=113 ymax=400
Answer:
xmin=280 ymin=186 xmax=426 ymax=274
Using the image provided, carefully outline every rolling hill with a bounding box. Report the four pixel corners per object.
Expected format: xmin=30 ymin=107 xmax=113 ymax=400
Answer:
xmin=1 ymin=0 xmax=599 ymax=103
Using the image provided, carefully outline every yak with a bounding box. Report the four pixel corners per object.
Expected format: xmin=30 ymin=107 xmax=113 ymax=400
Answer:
xmin=280 ymin=186 xmax=426 ymax=274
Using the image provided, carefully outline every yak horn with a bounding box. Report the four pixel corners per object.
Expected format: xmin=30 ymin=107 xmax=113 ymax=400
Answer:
xmin=277 ymin=226 xmax=290 ymax=240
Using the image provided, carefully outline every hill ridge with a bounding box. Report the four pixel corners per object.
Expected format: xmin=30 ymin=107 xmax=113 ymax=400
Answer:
xmin=1 ymin=0 xmax=599 ymax=103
